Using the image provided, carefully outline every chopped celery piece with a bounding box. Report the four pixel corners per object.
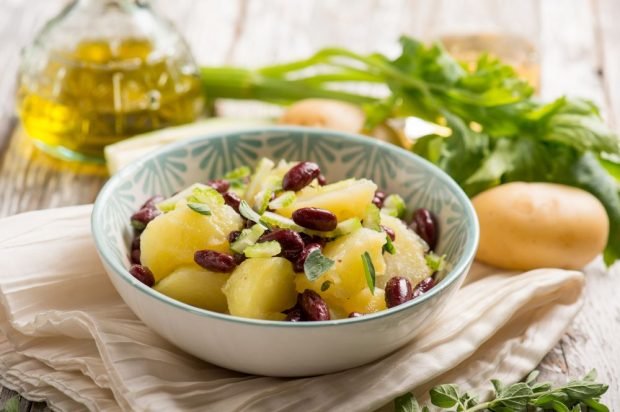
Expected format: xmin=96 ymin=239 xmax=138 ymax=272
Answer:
xmin=187 ymin=186 xmax=224 ymax=206
xmin=425 ymin=252 xmax=446 ymax=272
xmin=230 ymin=224 xmax=266 ymax=254
xmin=381 ymin=194 xmax=406 ymax=218
xmin=269 ymin=191 xmax=296 ymax=209
xmin=244 ymin=158 xmax=275 ymax=203
xmin=157 ymin=183 xmax=216 ymax=212
xmin=260 ymin=211 xmax=362 ymax=238
xmin=255 ymin=189 xmax=274 ymax=214
xmin=224 ymin=166 xmax=251 ymax=180
xmin=363 ymin=204 xmax=382 ymax=231
xmin=244 ymin=241 xmax=282 ymax=258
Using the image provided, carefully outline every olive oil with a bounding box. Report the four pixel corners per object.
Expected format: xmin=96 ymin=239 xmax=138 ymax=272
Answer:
xmin=18 ymin=38 xmax=204 ymax=163
xmin=440 ymin=34 xmax=540 ymax=91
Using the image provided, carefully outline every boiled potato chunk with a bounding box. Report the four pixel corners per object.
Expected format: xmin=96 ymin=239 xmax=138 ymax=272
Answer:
xmin=380 ymin=214 xmax=431 ymax=289
xmin=141 ymin=202 xmax=243 ymax=281
xmin=296 ymin=228 xmax=386 ymax=309
xmin=473 ymin=182 xmax=609 ymax=270
xmin=154 ymin=265 xmax=228 ymax=313
xmin=277 ymin=178 xmax=377 ymax=221
xmin=341 ymin=288 xmax=387 ymax=314
xmin=223 ymin=257 xmax=297 ymax=320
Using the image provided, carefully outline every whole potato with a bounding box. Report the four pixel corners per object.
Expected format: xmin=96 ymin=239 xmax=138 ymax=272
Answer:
xmin=279 ymin=99 xmax=365 ymax=133
xmin=473 ymin=182 xmax=609 ymax=270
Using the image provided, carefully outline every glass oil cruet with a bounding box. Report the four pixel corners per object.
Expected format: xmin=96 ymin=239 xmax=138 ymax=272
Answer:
xmin=17 ymin=0 xmax=204 ymax=164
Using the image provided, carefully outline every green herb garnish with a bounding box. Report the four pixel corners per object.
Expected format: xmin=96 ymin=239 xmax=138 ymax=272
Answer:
xmin=383 ymin=235 xmax=397 ymax=255
xmin=320 ymin=280 xmax=332 ymax=291
xmin=394 ymin=369 xmax=609 ymax=412
xmin=187 ymin=202 xmax=212 ymax=215
xmin=361 ymin=251 xmax=376 ymax=294
xmin=200 ymin=36 xmax=620 ymax=265
xmin=303 ymin=249 xmax=335 ymax=281
xmin=3 ymin=395 xmax=20 ymax=412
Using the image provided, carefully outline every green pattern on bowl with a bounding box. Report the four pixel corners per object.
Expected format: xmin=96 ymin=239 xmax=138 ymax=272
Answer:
xmin=95 ymin=126 xmax=478 ymax=325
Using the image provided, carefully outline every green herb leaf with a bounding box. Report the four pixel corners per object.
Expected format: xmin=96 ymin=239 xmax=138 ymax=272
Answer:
xmin=304 ymin=249 xmax=335 ymax=281
xmin=187 ymin=202 xmax=212 ymax=215
xmin=320 ymin=280 xmax=332 ymax=291
xmin=361 ymin=251 xmax=376 ymax=294
xmin=2 ymin=396 xmax=20 ymax=412
xmin=492 ymin=382 xmax=533 ymax=410
xmin=383 ymin=235 xmax=396 ymax=255
xmin=393 ymin=393 xmax=420 ymax=412
xmin=583 ymin=397 xmax=610 ymax=412
xmin=429 ymin=384 xmax=460 ymax=408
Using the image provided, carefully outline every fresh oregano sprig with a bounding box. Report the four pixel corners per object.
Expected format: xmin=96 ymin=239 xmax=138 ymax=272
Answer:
xmin=394 ymin=369 xmax=609 ymax=412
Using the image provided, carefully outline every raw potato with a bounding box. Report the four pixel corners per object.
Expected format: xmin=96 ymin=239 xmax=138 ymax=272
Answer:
xmin=473 ymin=182 xmax=609 ymax=270
xmin=279 ymin=99 xmax=365 ymax=133
xmin=279 ymin=98 xmax=402 ymax=145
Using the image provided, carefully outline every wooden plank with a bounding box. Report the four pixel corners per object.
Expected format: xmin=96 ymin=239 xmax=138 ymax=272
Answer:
xmin=537 ymin=0 xmax=620 ymax=405
xmin=594 ymin=0 xmax=620 ymax=129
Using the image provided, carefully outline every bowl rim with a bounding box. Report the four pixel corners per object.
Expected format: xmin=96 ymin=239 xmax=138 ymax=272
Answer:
xmin=92 ymin=125 xmax=479 ymax=328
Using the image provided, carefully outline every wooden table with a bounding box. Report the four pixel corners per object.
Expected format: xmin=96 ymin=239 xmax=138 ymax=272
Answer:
xmin=0 ymin=0 xmax=618 ymax=410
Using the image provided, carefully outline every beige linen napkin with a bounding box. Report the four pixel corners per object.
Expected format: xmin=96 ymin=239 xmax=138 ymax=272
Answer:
xmin=0 ymin=205 xmax=584 ymax=412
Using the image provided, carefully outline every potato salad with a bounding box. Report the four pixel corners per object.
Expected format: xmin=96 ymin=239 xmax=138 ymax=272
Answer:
xmin=127 ymin=158 xmax=444 ymax=321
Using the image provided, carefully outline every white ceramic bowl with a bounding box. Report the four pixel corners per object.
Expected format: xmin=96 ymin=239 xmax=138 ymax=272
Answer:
xmin=92 ymin=127 xmax=478 ymax=377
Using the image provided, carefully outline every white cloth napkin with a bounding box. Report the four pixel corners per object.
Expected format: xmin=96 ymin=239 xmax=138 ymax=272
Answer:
xmin=0 ymin=205 xmax=585 ymax=412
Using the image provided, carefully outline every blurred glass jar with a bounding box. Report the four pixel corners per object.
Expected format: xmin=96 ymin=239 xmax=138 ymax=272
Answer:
xmin=421 ymin=1 xmax=540 ymax=90
xmin=17 ymin=0 xmax=204 ymax=163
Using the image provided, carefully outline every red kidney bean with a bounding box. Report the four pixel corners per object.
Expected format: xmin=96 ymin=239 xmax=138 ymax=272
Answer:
xmin=292 ymin=207 xmax=337 ymax=231
xmin=194 ymin=250 xmax=237 ymax=273
xmin=130 ymin=237 xmax=141 ymax=264
xmin=409 ymin=208 xmax=438 ymax=250
xmin=317 ymin=174 xmax=327 ymax=186
xmin=300 ymin=289 xmax=330 ymax=321
xmin=372 ymin=190 xmax=387 ymax=208
xmin=259 ymin=229 xmax=304 ymax=261
xmin=228 ymin=230 xmax=241 ymax=244
xmin=233 ymin=253 xmax=246 ymax=265
xmin=381 ymin=225 xmax=396 ymax=241
xmin=244 ymin=219 xmax=256 ymax=229
xmin=412 ymin=277 xmax=436 ymax=299
xmin=282 ymin=161 xmax=321 ymax=191
xmin=131 ymin=207 xmax=160 ymax=231
xmin=293 ymin=243 xmax=322 ymax=273
xmin=206 ymin=179 xmax=230 ymax=193
xmin=385 ymin=276 xmax=414 ymax=308
xmin=130 ymin=249 xmax=141 ymax=264
xmin=285 ymin=307 xmax=303 ymax=322
xmin=129 ymin=264 xmax=155 ymax=287
xmin=348 ymin=312 xmax=364 ymax=318
xmin=223 ymin=191 xmax=241 ymax=213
